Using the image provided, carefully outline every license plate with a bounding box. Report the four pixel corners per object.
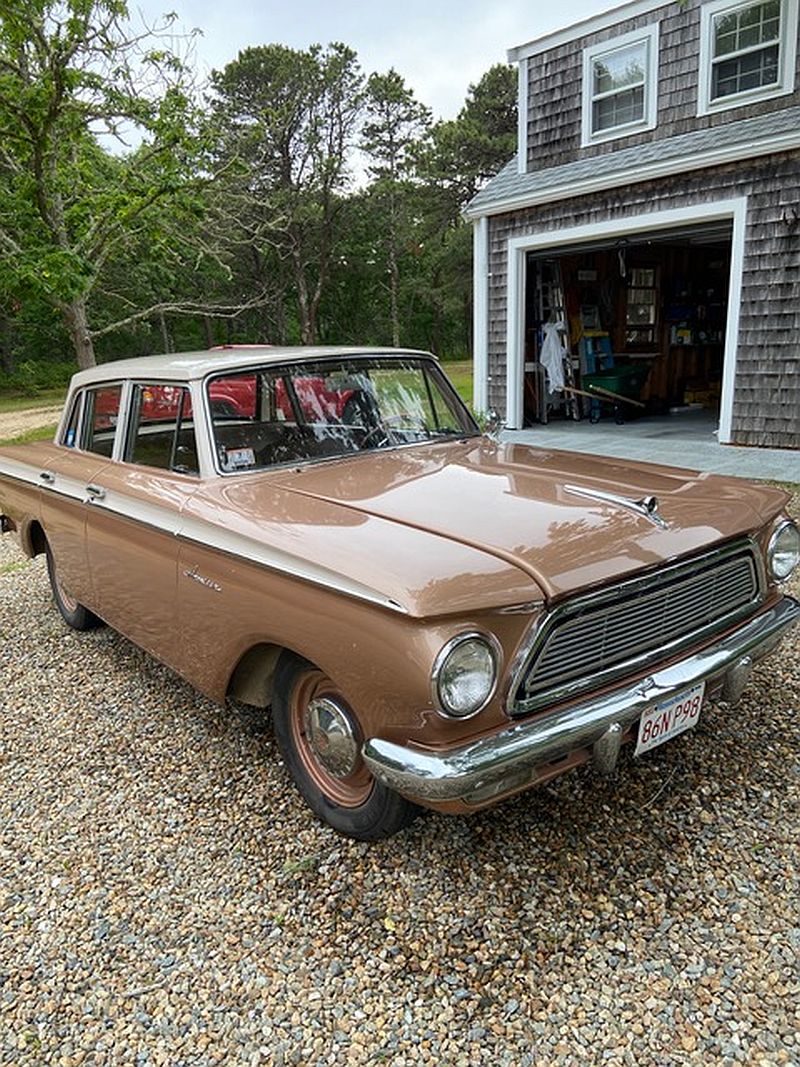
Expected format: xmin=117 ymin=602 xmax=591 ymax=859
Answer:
xmin=635 ymin=682 xmax=705 ymax=756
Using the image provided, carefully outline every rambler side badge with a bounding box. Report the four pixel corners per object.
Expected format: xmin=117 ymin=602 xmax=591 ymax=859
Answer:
xmin=564 ymin=485 xmax=669 ymax=530
xmin=183 ymin=567 xmax=222 ymax=593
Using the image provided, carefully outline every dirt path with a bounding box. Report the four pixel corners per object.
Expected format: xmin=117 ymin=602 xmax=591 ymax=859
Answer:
xmin=0 ymin=405 xmax=63 ymax=441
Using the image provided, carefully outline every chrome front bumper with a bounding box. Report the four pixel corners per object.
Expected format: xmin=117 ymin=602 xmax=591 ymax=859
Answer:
xmin=363 ymin=596 xmax=800 ymax=805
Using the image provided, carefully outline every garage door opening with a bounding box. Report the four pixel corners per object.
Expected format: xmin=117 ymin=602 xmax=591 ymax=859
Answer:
xmin=522 ymin=220 xmax=733 ymax=429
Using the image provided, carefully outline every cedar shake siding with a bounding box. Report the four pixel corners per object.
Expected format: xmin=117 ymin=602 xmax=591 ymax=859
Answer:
xmin=485 ymin=155 xmax=800 ymax=449
xmin=470 ymin=0 xmax=800 ymax=448
xmin=524 ymin=0 xmax=800 ymax=171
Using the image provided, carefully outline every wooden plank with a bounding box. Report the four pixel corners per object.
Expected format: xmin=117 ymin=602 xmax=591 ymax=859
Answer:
xmin=563 ymin=383 xmax=645 ymax=408
xmin=583 ymin=383 xmax=646 ymax=408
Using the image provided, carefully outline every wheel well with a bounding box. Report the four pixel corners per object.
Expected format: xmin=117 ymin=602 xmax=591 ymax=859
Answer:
xmin=227 ymin=643 xmax=285 ymax=707
xmin=21 ymin=520 xmax=47 ymax=559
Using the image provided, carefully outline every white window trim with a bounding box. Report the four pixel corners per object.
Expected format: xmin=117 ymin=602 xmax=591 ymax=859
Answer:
xmin=472 ymin=217 xmax=490 ymax=413
xmin=698 ymin=0 xmax=799 ymax=116
xmin=581 ymin=24 xmax=660 ymax=147
xmin=517 ymin=58 xmax=529 ymax=175
xmin=503 ymin=198 xmax=748 ymax=444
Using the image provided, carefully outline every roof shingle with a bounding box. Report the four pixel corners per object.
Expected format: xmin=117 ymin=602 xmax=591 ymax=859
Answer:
xmin=466 ymin=107 xmax=800 ymax=217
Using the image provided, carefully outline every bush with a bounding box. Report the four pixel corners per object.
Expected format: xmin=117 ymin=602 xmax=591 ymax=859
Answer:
xmin=1 ymin=360 xmax=74 ymax=396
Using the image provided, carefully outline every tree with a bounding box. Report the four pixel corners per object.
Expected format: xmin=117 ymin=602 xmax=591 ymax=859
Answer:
xmin=415 ymin=63 xmax=517 ymax=217
xmin=410 ymin=63 xmax=517 ymax=357
xmin=362 ymin=70 xmax=430 ymax=346
xmin=0 ymin=0 xmax=210 ymax=369
xmin=209 ymin=43 xmax=364 ymax=345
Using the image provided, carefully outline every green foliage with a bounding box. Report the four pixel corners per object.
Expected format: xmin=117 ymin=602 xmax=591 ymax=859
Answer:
xmin=413 ymin=63 xmax=517 ymax=213
xmin=208 ymin=42 xmax=364 ymax=344
xmin=0 ymin=11 xmax=517 ymax=371
xmin=363 ymin=69 xmax=431 ymax=182
xmin=2 ymin=359 xmax=73 ymax=394
xmin=0 ymin=389 xmax=66 ymax=413
xmin=0 ymin=0 xmax=205 ymax=367
xmin=360 ymin=70 xmax=432 ymax=346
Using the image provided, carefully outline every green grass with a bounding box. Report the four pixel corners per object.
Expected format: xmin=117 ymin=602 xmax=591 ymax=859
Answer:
xmin=0 ymin=423 xmax=58 ymax=447
xmin=0 ymin=389 xmax=66 ymax=414
xmin=0 ymin=560 xmax=27 ymax=575
xmin=443 ymin=359 xmax=473 ymax=407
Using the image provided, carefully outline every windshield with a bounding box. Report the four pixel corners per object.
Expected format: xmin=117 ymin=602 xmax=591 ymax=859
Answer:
xmin=206 ymin=356 xmax=478 ymax=473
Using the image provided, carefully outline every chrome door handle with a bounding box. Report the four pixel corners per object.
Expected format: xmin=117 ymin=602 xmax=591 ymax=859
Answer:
xmin=39 ymin=470 xmax=55 ymax=485
xmin=85 ymin=484 xmax=106 ymax=502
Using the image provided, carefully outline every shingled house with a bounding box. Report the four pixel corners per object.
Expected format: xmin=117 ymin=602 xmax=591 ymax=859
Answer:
xmin=466 ymin=0 xmax=800 ymax=448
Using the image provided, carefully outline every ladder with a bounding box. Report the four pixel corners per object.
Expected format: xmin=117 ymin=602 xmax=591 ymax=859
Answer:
xmin=534 ymin=259 xmax=580 ymax=421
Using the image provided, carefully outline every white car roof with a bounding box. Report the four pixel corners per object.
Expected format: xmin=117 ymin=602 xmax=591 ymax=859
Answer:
xmin=70 ymin=346 xmax=436 ymax=387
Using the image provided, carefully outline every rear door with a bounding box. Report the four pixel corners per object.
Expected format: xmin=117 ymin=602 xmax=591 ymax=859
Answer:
xmin=39 ymin=384 xmax=122 ymax=611
xmin=83 ymin=383 xmax=201 ymax=660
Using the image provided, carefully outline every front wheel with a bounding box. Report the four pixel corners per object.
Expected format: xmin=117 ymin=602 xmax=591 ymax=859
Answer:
xmin=45 ymin=544 xmax=102 ymax=631
xmin=271 ymin=652 xmax=420 ymax=840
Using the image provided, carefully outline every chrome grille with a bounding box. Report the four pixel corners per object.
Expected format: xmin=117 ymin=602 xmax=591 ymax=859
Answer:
xmin=512 ymin=543 xmax=761 ymax=714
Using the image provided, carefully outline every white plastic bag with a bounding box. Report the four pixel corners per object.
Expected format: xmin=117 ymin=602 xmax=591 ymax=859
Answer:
xmin=540 ymin=321 xmax=566 ymax=394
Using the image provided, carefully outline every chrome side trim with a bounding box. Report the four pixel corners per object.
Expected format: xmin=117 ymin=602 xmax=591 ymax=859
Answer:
xmin=87 ymin=489 xmax=183 ymax=536
xmin=178 ymin=514 xmax=408 ymax=614
xmin=507 ymin=538 xmax=764 ymax=715
xmin=0 ymin=457 xmax=408 ymax=614
xmin=363 ymin=596 xmax=800 ymax=803
xmin=496 ymin=601 xmax=544 ymax=615
xmin=0 ymin=457 xmax=88 ymax=504
xmin=0 ymin=456 xmax=48 ymax=489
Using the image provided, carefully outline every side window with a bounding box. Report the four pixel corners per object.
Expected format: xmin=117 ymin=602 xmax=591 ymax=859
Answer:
xmin=126 ymin=384 xmax=199 ymax=475
xmin=83 ymin=385 xmax=122 ymax=457
xmin=60 ymin=392 xmax=82 ymax=448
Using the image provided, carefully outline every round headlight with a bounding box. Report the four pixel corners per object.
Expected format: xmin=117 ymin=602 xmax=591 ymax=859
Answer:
xmin=433 ymin=633 xmax=500 ymax=719
xmin=768 ymin=519 xmax=800 ymax=581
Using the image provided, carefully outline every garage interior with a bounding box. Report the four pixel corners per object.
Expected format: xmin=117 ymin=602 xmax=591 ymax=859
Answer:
xmin=523 ymin=220 xmax=733 ymax=429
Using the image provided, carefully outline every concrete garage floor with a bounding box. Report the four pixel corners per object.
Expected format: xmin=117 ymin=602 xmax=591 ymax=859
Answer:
xmin=504 ymin=409 xmax=800 ymax=482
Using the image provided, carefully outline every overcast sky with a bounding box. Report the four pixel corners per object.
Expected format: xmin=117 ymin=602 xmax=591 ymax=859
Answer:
xmin=133 ymin=0 xmax=607 ymax=119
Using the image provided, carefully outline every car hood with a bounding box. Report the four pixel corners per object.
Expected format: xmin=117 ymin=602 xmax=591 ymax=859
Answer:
xmin=267 ymin=438 xmax=784 ymax=601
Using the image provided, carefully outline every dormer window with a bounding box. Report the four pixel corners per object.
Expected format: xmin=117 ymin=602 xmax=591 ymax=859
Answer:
xmin=699 ymin=0 xmax=799 ymax=113
xmin=582 ymin=25 xmax=659 ymax=145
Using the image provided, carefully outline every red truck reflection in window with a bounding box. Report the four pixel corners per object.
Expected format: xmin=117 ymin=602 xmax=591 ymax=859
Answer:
xmin=94 ymin=376 xmax=357 ymax=424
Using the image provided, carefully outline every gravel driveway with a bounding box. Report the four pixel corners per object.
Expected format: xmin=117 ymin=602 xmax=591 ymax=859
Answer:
xmin=1 ymin=492 xmax=798 ymax=1066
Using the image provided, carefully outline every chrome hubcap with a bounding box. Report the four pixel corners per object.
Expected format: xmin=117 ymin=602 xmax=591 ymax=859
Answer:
xmin=305 ymin=697 xmax=360 ymax=778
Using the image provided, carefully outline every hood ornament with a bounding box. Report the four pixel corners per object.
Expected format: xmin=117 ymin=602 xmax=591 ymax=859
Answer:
xmin=565 ymin=485 xmax=669 ymax=530
xmin=484 ymin=408 xmax=505 ymax=440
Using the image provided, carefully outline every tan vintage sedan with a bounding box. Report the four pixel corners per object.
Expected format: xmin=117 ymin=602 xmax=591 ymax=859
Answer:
xmin=1 ymin=346 xmax=798 ymax=839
